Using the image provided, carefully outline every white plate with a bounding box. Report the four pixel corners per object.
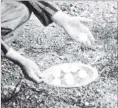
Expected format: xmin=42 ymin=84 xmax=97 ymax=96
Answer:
xmin=42 ymin=63 xmax=98 ymax=88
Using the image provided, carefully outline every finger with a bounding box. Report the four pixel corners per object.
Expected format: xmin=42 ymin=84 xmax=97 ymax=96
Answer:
xmin=87 ymin=30 xmax=95 ymax=44
xmin=82 ymin=24 xmax=95 ymax=44
xmin=36 ymin=71 xmax=43 ymax=79
xmin=33 ymin=65 xmax=43 ymax=78
xmin=85 ymin=39 xmax=91 ymax=47
xmin=29 ymin=73 xmax=43 ymax=83
xmin=79 ymin=20 xmax=95 ymax=44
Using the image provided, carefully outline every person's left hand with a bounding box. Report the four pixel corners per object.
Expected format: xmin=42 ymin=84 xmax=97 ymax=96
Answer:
xmin=63 ymin=16 xmax=95 ymax=46
xmin=21 ymin=58 xmax=43 ymax=83
xmin=6 ymin=48 xmax=43 ymax=83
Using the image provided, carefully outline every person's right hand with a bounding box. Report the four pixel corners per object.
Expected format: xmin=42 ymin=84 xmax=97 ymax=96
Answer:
xmin=52 ymin=11 xmax=95 ymax=46
xmin=63 ymin=16 xmax=95 ymax=46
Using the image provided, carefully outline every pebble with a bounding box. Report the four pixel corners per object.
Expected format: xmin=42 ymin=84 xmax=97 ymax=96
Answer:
xmin=85 ymin=102 xmax=89 ymax=106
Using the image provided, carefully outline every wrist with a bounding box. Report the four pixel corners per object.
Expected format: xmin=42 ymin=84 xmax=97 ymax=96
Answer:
xmin=52 ymin=11 xmax=71 ymax=27
xmin=6 ymin=48 xmax=27 ymax=64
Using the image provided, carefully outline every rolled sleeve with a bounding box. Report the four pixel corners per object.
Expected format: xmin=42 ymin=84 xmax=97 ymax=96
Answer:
xmin=28 ymin=1 xmax=59 ymax=26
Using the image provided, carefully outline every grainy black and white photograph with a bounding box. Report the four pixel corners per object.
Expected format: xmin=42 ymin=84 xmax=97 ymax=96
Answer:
xmin=1 ymin=0 xmax=117 ymax=108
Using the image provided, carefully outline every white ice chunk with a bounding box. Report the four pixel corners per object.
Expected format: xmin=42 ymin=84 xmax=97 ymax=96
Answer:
xmin=64 ymin=73 xmax=75 ymax=85
xmin=53 ymin=70 xmax=61 ymax=78
xmin=78 ymin=70 xmax=88 ymax=78
xmin=52 ymin=78 xmax=61 ymax=85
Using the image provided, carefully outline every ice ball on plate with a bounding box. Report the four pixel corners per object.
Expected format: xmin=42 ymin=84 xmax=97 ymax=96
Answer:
xmin=51 ymin=78 xmax=61 ymax=86
xmin=53 ymin=70 xmax=61 ymax=78
xmin=63 ymin=67 xmax=70 ymax=73
xmin=64 ymin=73 xmax=75 ymax=85
xmin=78 ymin=70 xmax=89 ymax=78
xmin=71 ymin=64 xmax=79 ymax=73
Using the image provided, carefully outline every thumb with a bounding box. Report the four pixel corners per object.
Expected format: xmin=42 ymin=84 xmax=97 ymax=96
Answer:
xmin=28 ymin=73 xmax=43 ymax=83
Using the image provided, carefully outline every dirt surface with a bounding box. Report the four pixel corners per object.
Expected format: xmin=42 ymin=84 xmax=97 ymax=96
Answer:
xmin=1 ymin=1 xmax=117 ymax=108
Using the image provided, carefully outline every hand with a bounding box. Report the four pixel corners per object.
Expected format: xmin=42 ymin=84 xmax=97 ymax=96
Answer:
xmin=6 ymin=48 xmax=43 ymax=83
xmin=21 ymin=58 xmax=43 ymax=83
xmin=52 ymin=11 xmax=95 ymax=46
xmin=63 ymin=16 xmax=95 ymax=46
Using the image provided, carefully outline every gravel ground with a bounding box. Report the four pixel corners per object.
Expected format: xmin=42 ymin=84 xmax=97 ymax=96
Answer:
xmin=1 ymin=1 xmax=117 ymax=108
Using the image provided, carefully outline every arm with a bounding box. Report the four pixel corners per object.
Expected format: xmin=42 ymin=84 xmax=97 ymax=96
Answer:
xmin=1 ymin=39 xmax=28 ymax=64
xmin=1 ymin=39 xmax=43 ymax=83
xmin=1 ymin=1 xmax=43 ymax=83
xmin=51 ymin=11 xmax=95 ymax=46
xmin=23 ymin=1 xmax=95 ymax=46
xmin=33 ymin=1 xmax=95 ymax=46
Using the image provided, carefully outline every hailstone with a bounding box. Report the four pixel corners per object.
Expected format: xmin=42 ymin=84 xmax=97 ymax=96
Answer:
xmin=52 ymin=78 xmax=61 ymax=86
xmin=64 ymin=73 xmax=75 ymax=85
xmin=78 ymin=70 xmax=88 ymax=78
xmin=53 ymin=70 xmax=61 ymax=78
xmin=63 ymin=66 xmax=70 ymax=73
xmin=71 ymin=65 xmax=79 ymax=73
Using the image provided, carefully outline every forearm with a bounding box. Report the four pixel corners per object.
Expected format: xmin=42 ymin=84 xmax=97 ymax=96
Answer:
xmin=6 ymin=48 xmax=27 ymax=64
xmin=51 ymin=11 xmax=71 ymax=27
xmin=1 ymin=39 xmax=28 ymax=65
